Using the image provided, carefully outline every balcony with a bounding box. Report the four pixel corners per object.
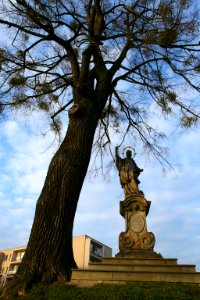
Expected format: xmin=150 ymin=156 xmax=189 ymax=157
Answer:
xmin=7 ymin=270 xmax=17 ymax=275
xmin=7 ymin=264 xmax=19 ymax=277
xmin=10 ymin=258 xmax=22 ymax=264
xmin=11 ymin=251 xmax=25 ymax=263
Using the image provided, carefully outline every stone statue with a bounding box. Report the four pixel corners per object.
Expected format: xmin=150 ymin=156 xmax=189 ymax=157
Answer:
xmin=115 ymin=147 xmax=158 ymax=258
xmin=115 ymin=146 xmax=143 ymax=198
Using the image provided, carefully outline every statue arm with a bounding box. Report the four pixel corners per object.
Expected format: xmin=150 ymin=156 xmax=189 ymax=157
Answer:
xmin=137 ymin=166 xmax=143 ymax=173
xmin=135 ymin=163 xmax=143 ymax=177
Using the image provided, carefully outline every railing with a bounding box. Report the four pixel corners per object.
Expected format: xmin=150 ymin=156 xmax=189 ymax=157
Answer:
xmin=7 ymin=270 xmax=17 ymax=275
xmin=11 ymin=257 xmax=22 ymax=262
xmin=11 ymin=251 xmax=25 ymax=262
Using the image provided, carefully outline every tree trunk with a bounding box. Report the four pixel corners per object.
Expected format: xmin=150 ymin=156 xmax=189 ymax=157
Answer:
xmin=5 ymin=97 xmax=99 ymax=297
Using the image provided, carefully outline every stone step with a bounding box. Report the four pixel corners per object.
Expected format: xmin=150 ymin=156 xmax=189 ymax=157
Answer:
xmin=100 ymin=257 xmax=178 ymax=265
xmin=71 ymin=269 xmax=200 ymax=286
xmin=88 ymin=262 xmax=196 ymax=273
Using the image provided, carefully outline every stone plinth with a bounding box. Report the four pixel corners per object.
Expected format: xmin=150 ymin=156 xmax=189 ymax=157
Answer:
xmin=116 ymin=193 xmax=161 ymax=258
xmin=71 ymin=257 xmax=200 ymax=286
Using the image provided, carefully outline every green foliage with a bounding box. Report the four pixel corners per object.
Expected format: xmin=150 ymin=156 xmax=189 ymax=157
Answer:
xmin=50 ymin=118 xmax=62 ymax=134
xmin=12 ymin=93 xmax=29 ymax=107
xmin=70 ymin=20 xmax=79 ymax=30
xmin=17 ymin=50 xmax=25 ymax=60
xmin=159 ymin=29 xmax=178 ymax=46
xmin=181 ymin=115 xmax=198 ymax=128
xmin=159 ymin=3 xmax=173 ymax=23
xmin=130 ymin=106 xmax=140 ymax=115
xmin=158 ymin=92 xmax=177 ymax=114
xmin=9 ymin=76 xmax=27 ymax=87
xmin=166 ymin=91 xmax=177 ymax=103
xmin=194 ymin=64 xmax=200 ymax=73
xmin=50 ymin=94 xmax=59 ymax=103
xmin=158 ymin=97 xmax=172 ymax=114
xmin=38 ymin=100 xmax=50 ymax=112
xmin=8 ymin=282 xmax=200 ymax=300
xmin=36 ymin=82 xmax=53 ymax=95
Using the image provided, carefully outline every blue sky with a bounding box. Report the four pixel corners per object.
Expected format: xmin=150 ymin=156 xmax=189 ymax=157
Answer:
xmin=0 ymin=107 xmax=200 ymax=271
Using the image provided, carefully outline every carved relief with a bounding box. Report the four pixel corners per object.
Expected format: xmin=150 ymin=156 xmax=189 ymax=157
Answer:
xmin=119 ymin=231 xmax=134 ymax=249
xmin=118 ymin=194 xmax=156 ymax=253
xmin=119 ymin=231 xmax=138 ymax=250
xmin=129 ymin=214 xmax=145 ymax=233
xmin=141 ymin=232 xmax=155 ymax=250
xmin=120 ymin=196 xmax=151 ymax=218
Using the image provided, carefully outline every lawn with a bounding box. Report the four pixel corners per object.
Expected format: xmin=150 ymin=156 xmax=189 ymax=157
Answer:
xmin=2 ymin=282 xmax=200 ymax=300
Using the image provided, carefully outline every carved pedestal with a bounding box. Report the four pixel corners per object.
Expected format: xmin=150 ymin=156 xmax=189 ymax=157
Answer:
xmin=116 ymin=193 xmax=161 ymax=258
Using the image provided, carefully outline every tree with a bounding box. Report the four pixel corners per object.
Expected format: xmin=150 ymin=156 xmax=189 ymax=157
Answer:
xmin=0 ymin=0 xmax=200 ymax=296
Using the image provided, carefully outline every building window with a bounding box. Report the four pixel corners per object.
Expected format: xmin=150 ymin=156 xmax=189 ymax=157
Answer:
xmin=90 ymin=242 xmax=103 ymax=258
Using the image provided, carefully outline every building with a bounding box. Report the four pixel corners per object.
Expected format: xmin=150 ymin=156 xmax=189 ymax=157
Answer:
xmin=73 ymin=235 xmax=112 ymax=268
xmin=0 ymin=246 xmax=26 ymax=287
xmin=0 ymin=235 xmax=112 ymax=287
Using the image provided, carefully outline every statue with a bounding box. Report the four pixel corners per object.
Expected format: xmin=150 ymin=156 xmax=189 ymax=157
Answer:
xmin=115 ymin=146 xmax=143 ymax=198
xmin=115 ymin=146 xmax=158 ymax=258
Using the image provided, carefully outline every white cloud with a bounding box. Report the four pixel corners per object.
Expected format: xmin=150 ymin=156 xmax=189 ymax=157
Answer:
xmin=0 ymin=114 xmax=200 ymax=272
xmin=0 ymin=115 xmax=55 ymax=250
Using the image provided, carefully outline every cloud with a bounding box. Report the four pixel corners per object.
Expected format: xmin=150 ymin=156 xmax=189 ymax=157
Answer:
xmin=0 ymin=114 xmax=200 ymax=272
xmin=0 ymin=116 xmax=55 ymax=249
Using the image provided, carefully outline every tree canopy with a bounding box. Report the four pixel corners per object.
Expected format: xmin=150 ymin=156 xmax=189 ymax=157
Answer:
xmin=0 ymin=0 xmax=200 ymax=164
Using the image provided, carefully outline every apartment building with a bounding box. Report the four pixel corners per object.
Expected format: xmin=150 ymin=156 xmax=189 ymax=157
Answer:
xmin=73 ymin=235 xmax=112 ymax=268
xmin=0 ymin=246 xmax=26 ymax=287
xmin=0 ymin=235 xmax=112 ymax=287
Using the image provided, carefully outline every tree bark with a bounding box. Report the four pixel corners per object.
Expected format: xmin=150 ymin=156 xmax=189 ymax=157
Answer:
xmin=5 ymin=97 xmax=99 ymax=297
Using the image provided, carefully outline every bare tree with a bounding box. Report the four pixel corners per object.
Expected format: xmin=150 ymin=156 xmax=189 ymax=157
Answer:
xmin=0 ymin=0 xmax=200 ymax=296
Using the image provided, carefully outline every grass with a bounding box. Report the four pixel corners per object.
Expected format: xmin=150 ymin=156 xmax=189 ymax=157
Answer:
xmin=3 ymin=282 xmax=200 ymax=300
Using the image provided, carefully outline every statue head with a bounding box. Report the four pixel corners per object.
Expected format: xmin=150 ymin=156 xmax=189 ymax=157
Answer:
xmin=126 ymin=150 xmax=132 ymax=158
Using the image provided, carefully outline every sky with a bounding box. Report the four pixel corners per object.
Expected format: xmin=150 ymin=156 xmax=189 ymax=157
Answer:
xmin=0 ymin=0 xmax=200 ymax=273
xmin=0 ymin=107 xmax=200 ymax=271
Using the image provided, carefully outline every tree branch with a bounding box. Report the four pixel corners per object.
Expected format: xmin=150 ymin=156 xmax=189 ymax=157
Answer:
xmin=51 ymin=99 xmax=73 ymax=120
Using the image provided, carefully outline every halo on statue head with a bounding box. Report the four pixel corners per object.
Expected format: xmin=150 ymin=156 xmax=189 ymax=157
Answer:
xmin=122 ymin=146 xmax=137 ymax=157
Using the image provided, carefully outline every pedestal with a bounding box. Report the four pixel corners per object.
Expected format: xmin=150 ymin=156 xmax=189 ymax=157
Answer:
xmin=116 ymin=193 xmax=161 ymax=258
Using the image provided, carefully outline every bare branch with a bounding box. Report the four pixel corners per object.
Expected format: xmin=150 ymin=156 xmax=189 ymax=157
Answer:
xmin=51 ymin=99 xmax=73 ymax=120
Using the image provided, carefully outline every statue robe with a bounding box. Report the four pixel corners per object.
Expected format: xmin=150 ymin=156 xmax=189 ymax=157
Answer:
xmin=116 ymin=156 xmax=141 ymax=197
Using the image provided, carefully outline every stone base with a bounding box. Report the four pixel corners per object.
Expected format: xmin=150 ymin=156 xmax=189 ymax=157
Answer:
xmin=118 ymin=194 xmax=156 ymax=254
xmin=71 ymin=256 xmax=200 ymax=286
xmin=115 ymin=249 xmax=162 ymax=259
